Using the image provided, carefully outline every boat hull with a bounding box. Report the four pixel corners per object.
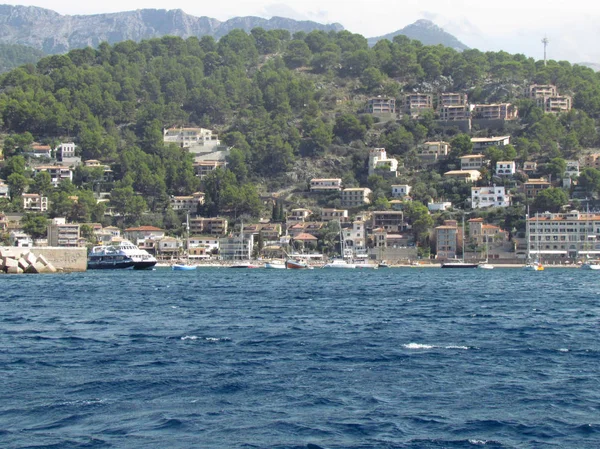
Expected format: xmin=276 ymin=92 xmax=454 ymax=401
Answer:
xmin=172 ymin=264 xmax=196 ymax=271
xmin=265 ymin=262 xmax=286 ymax=269
xmin=286 ymin=260 xmax=309 ymax=269
xmin=133 ymin=261 xmax=157 ymax=270
xmin=441 ymin=262 xmax=478 ymax=269
xmin=581 ymin=263 xmax=600 ymax=270
xmin=87 ymin=259 xmax=135 ymax=270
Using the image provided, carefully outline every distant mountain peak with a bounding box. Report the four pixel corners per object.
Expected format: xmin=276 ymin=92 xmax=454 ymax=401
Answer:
xmin=0 ymin=5 xmax=344 ymax=54
xmin=367 ymin=19 xmax=468 ymax=51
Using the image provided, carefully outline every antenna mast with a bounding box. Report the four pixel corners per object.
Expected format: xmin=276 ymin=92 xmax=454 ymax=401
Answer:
xmin=541 ymin=36 xmax=549 ymax=66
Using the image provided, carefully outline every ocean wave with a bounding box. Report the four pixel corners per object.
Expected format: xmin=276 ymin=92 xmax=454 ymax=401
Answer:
xmin=180 ymin=335 xmax=230 ymax=342
xmin=403 ymin=343 xmax=470 ymax=350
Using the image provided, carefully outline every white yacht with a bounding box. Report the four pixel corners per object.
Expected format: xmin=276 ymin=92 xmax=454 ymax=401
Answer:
xmin=106 ymin=240 xmax=157 ymax=270
xmin=322 ymin=259 xmax=356 ymax=269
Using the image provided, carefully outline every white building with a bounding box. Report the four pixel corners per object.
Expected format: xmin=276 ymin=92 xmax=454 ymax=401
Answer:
xmin=164 ymin=127 xmax=220 ymax=151
xmin=496 ymin=161 xmax=516 ymax=176
xmin=428 ymin=201 xmax=452 ymax=211
xmin=56 ymin=142 xmax=76 ymax=161
xmin=32 ymin=165 xmax=73 ymax=187
xmin=565 ymin=160 xmax=580 ymax=178
xmin=368 ymin=148 xmax=398 ymax=176
xmin=22 ymin=194 xmax=48 ymax=212
xmin=471 ymin=186 xmax=510 ymax=209
xmin=471 ymin=136 xmax=511 ymax=152
xmin=310 ymin=178 xmax=342 ymax=192
xmin=527 ymin=211 xmax=600 ymax=260
xmin=391 ymin=184 xmax=411 ymax=198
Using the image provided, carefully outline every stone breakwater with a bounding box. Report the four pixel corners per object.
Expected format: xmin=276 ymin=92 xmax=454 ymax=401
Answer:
xmin=0 ymin=247 xmax=87 ymax=273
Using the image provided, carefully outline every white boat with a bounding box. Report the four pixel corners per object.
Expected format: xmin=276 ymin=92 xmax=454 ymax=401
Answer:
xmin=524 ymin=209 xmax=544 ymax=271
xmin=322 ymin=259 xmax=356 ymax=269
xmin=478 ymin=235 xmax=494 ymax=269
xmin=354 ymin=261 xmax=378 ymax=269
xmin=172 ymin=264 xmax=196 ymax=271
xmin=285 ymin=259 xmax=311 ymax=269
xmin=441 ymin=215 xmax=477 ymax=268
xmin=265 ymin=260 xmax=286 ymax=269
xmin=91 ymin=240 xmax=157 ymax=270
xmin=580 ymin=258 xmax=600 ymax=270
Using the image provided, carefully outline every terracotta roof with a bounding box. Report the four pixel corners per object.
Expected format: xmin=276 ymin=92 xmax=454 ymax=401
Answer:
xmin=293 ymin=232 xmax=318 ymax=241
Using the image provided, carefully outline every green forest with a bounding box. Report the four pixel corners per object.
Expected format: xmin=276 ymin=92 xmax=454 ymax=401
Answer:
xmin=1 ymin=28 xmax=600 ymax=240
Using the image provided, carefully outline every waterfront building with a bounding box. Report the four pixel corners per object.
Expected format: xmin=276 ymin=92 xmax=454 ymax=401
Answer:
xmin=47 ymin=218 xmax=80 ymax=247
xmin=527 ymin=210 xmax=600 ymax=260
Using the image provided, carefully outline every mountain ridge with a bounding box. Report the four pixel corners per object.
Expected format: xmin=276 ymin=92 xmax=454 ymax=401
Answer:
xmin=0 ymin=5 xmax=468 ymax=55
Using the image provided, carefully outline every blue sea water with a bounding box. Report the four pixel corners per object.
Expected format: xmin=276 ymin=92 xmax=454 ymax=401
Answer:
xmin=1 ymin=267 xmax=599 ymax=449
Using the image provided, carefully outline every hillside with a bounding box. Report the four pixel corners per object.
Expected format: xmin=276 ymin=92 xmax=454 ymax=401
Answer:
xmin=0 ymin=5 xmax=343 ymax=54
xmin=0 ymin=29 xmax=600 ymax=247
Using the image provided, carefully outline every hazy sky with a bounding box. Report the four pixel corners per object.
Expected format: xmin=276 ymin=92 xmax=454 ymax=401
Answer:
xmin=12 ymin=0 xmax=600 ymax=63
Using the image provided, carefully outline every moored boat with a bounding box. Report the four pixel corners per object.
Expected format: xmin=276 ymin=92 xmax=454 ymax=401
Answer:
xmin=265 ymin=260 xmax=286 ymax=269
xmin=285 ymin=259 xmax=310 ymax=269
xmin=441 ymin=261 xmax=478 ymax=269
xmin=94 ymin=240 xmax=157 ymax=270
xmin=322 ymin=259 xmax=355 ymax=269
xmin=172 ymin=264 xmax=196 ymax=271
xmin=87 ymin=248 xmax=135 ymax=270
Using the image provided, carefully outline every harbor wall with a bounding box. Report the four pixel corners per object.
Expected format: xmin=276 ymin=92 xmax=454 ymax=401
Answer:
xmin=1 ymin=247 xmax=87 ymax=272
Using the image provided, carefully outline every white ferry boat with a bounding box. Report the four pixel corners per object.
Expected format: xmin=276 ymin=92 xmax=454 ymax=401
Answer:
xmin=90 ymin=240 xmax=157 ymax=270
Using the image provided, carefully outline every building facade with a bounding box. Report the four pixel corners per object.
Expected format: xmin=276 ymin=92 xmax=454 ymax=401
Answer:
xmin=310 ymin=178 xmax=342 ymax=192
xmin=341 ymin=188 xmax=372 ymax=208
xmin=471 ymin=186 xmax=510 ymax=209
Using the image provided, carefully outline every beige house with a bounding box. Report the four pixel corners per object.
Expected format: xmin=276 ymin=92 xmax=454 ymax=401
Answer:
xmin=444 ymin=170 xmax=482 ymax=182
xmin=523 ymin=179 xmax=551 ymax=199
xmin=460 ymin=155 xmax=487 ymax=170
xmin=287 ymin=208 xmax=312 ymax=223
xmin=438 ymin=92 xmax=468 ymax=106
xmin=321 ymin=208 xmax=349 ymax=222
xmin=436 ymin=220 xmax=459 ymax=260
xmin=366 ymin=97 xmax=396 ymax=114
xmin=170 ymin=192 xmax=205 ymax=212
xmin=193 ymin=160 xmax=227 ymax=179
xmin=403 ymin=93 xmax=433 ymax=117
xmin=341 ymin=188 xmax=372 ymax=208
xmin=438 ymin=105 xmax=469 ymax=121
xmin=418 ymin=141 xmax=451 ymax=164
xmin=372 ymin=211 xmax=405 ymax=233
xmin=536 ymin=96 xmax=572 ymax=114
xmin=163 ymin=127 xmax=220 ymax=150
xmin=189 ymin=217 xmax=228 ymax=235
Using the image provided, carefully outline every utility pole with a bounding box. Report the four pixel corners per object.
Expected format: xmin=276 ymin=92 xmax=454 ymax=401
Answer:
xmin=542 ymin=36 xmax=549 ymax=66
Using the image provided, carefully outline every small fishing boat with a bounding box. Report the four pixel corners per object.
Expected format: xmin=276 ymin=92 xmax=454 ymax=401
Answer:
xmin=172 ymin=264 xmax=196 ymax=271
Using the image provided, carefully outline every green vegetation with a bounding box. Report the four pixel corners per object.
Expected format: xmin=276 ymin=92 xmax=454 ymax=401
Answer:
xmin=0 ymin=29 xmax=599 ymax=238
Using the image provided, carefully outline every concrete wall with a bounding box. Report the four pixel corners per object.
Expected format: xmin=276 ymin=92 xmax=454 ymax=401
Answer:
xmin=9 ymin=247 xmax=88 ymax=272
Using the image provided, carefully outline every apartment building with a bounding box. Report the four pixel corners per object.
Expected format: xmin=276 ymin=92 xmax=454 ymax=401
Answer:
xmin=436 ymin=220 xmax=459 ymax=259
xmin=341 ymin=188 xmax=372 ymax=207
xmin=47 ymin=218 xmax=80 ymax=247
xmin=193 ymin=160 xmax=227 ymax=179
xmin=438 ymin=105 xmax=469 ymax=121
xmin=471 ymin=186 xmax=510 ymax=209
xmin=438 ymin=92 xmax=468 ymax=107
xmin=33 ymin=165 xmax=73 ymax=187
xmin=527 ymin=211 xmax=600 ymax=260
xmin=366 ymin=97 xmax=396 ymax=114
xmin=526 ymin=84 xmax=558 ymax=98
xmin=468 ymin=218 xmax=508 ymax=246
xmin=188 ymin=217 xmax=228 ymax=235
xmin=470 ymin=103 xmax=517 ymax=120
xmin=403 ymin=93 xmax=433 ymax=116
xmin=287 ymin=208 xmax=312 ymax=223
xmin=169 ymin=193 xmax=205 ymax=212
xmin=536 ymin=95 xmax=572 ymax=114
xmin=372 ymin=211 xmax=405 ymax=233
